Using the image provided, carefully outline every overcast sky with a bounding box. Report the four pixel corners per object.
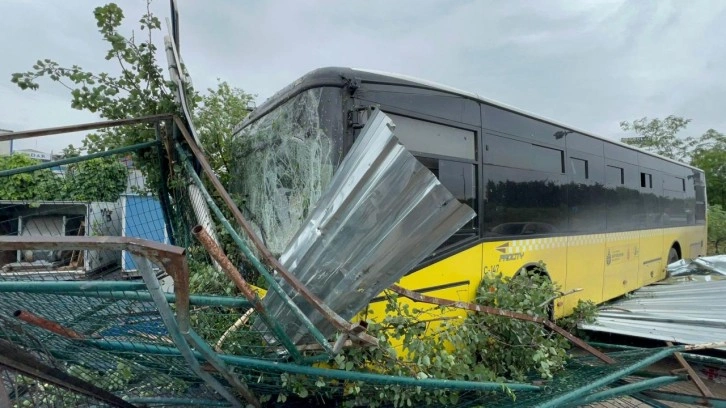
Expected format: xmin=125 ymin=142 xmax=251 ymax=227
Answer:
xmin=1 ymin=0 xmax=725 ymax=153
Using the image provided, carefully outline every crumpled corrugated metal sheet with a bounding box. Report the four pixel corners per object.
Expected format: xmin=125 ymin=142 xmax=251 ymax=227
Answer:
xmin=667 ymin=255 xmax=726 ymax=280
xmin=258 ymin=109 xmax=476 ymax=344
xmin=581 ymin=257 xmax=726 ymax=344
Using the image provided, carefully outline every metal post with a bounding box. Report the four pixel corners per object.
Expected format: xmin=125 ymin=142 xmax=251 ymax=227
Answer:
xmin=0 ymin=114 xmax=173 ymax=142
xmin=131 ymin=255 xmax=248 ymax=408
xmin=0 ymin=140 xmax=159 ymax=177
xmin=667 ymin=340 xmax=714 ymax=398
xmin=564 ymin=375 xmax=683 ymax=407
xmin=63 ymin=291 xmax=251 ymax=309
xmin=13 ymin=310 xmax=85 ymax=339
xmin=639 ymin=390 xmax=726 ymax=407
xmin=87 ymin=339 xmax=543 ymax=393
xmin=154 ymin=122 xmax=177 ymax=246
xmin=0 ymin=281 xmax=251 ymax=308
xmin=125 ymin=397 xmax=230 ymax=406
xmin=0 ymin=281 xmax=146 ymax=293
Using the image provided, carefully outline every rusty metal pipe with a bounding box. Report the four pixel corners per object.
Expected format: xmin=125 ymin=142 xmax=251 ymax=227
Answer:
xmin=192 ymin=225 xmax=259 ymax=306
xmin=191 ymin=225 xmax=313 ymax=357
xmin=173 ymin=253 xmax=191 ymax=333
xmin=13 ymin=310 xmax=85 ymax=340
xmin=0 ymin=114 xmax=173 ymax=142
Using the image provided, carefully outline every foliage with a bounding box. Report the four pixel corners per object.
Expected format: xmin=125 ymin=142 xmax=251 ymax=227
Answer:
xmin=708 ymin=205 xmax=726 ymax=254
xmin=0 ymin=155 xmax=63 ymax=201
xmin=62 ymin=157 xmax=128 ymax=202
xmin=692 ymin=147 xmax=726 ymax=208
xmin=11 ymin=1 xmax=186 ymax=194
xmin=187 ymin=258 xmax=236 ymax=296
xmin=11 ymin=2 xmax=180 ymax=144
xmin=621 ymin=116 xmax=726 ymax=208
xmin=10 ymin=361 xmax=188 ymax=407
xmin=471 ymin=270 xmax=568 ymax=381
xmin=275 ymin=268 xmax=598 ymax=407
xmin=619 ymin=116 xmax=696 ymax=162
xmin=195 ymin=81 xmax=254 ymax=185
xmin=10 ymin=1 xmax=255 ymax=205
xmin=0 ymin=154 xmax=127 ymax=202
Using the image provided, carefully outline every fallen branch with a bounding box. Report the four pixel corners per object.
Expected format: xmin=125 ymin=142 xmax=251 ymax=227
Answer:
xmin=538 ymin=287 xmax=583 ymax=308
xmin=215 ymin=308 xmax=255 ymax=352
xmin=387 ymin=284 xmax=615 ymax=364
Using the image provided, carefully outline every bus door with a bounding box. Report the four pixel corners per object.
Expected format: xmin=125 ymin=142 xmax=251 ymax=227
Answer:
xmin=638 ymin=168 xmax=664 ymax=287
xmin=602 ymin=160 xmax=641 ymax=300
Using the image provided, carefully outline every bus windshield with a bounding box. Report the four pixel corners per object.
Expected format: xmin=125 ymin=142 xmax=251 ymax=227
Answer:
xmin=228 ymin=87 xmax=344 ymax=256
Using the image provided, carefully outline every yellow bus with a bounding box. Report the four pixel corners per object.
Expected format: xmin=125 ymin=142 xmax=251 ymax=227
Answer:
xmin=231 ymin=67 xmax=707 ymax=319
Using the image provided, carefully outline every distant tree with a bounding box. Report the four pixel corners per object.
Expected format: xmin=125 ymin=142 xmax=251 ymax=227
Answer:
xmin=61 ymin=145 xmax=83 ymax=158
xmin=195 ymin=80 xmax=254 ymax=185
xmin=708 ymin=205 xmax=726 ymax=254
xmin=11 ymin=2 xmax=180 ymax=151
xmin=621 ymin=116 xmax=726 ymax=253
xmin=0 ymin=155 xmax=63 ymax=201
xmin=691 ymin=147 xmax=726 ymax=208
xmin=620 ymin=116 xmax=726 ymax=208
xmin=619 ymin=116 xmax=696 ymax=162
xmin=0 ymin=155 xmax=125 ymax=202
xmin=11 ymin=2 xmax=251 ymax=186
xmin=63 ymin=158 xmax=128 ymax=202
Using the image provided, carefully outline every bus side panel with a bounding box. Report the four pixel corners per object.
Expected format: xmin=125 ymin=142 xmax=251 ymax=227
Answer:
xmin=399 ymin=244 xmax=483 ymax=302
xmin=602 ymin=231 xmax=640 ymax=301
xmin=563 ymin=234 xmax=605 ymax=317
xmin=481 ymin=238 xmax=568 ymax=316
xmin=686 ymin=225 xmax=708 ymax=258
xmin=662 ymin=225 xmax=706 ymax=262
xmin=360 ymin=244 xmax=483 ymax=326
xmin=638 ymin=228 xmax=664 ymax=288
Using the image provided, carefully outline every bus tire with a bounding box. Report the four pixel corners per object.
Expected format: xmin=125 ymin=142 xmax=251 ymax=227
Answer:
xmin=667 ymin=246 xmax=680 ymax=265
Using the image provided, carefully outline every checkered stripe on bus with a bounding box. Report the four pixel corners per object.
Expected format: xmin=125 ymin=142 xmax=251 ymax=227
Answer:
xmin=503 ymin=229 xmax=674 ymax=253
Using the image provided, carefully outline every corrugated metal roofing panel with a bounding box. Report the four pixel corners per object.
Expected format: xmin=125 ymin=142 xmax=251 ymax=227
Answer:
xmin=257 ymin=110 xmax=476 ymax=344
xmin=581 ymin=267 xmax=726 ymax=345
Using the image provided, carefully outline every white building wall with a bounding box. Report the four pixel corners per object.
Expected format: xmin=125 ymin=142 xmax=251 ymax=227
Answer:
xmin=0 ymin=129 xmax=11 ymax=156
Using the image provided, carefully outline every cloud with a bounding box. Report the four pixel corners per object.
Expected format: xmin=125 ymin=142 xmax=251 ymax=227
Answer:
xmin=1 ymin=0 xmax=724 ymax=152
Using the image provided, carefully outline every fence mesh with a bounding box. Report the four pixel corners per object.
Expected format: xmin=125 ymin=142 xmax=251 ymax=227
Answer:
xmin=0 ymin=145 xmax=170 ymax=282
xmin=0 ymin=118 xmax=716 ymax=407
xmin=1 ymin=369 xmax=109 ymax=408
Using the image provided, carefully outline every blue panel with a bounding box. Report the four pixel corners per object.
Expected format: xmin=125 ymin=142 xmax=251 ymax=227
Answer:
xmin=123 ymin=195 xmax=167 ymax=271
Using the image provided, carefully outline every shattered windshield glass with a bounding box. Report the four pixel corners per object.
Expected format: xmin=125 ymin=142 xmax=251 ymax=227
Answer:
xmin=228 ymin=88 xmax=343 ymax=256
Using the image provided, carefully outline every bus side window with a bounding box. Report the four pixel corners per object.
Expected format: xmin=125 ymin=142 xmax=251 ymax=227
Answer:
xmin=383 ymin=112 xmax=480 ymax=255
xmin=693 ymin=170 xmax=707 ymax=225
xmin=416 ymin=156 xmax=479 ymax=250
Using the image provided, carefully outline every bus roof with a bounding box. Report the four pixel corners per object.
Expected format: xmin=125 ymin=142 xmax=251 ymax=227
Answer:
xmin=236 ymin=67 xmax=702 ymax=172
